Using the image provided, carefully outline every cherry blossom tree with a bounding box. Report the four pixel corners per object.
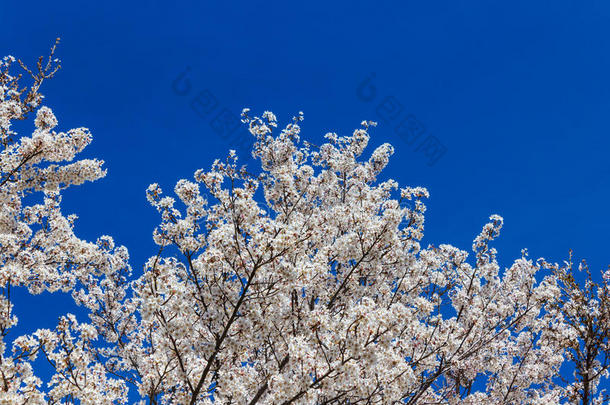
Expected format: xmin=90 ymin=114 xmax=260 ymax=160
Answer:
xmin=1 ymin=43 xmax=609 ymax=404
xmin=547 ymin=255 xmax=610 ymax=405
xmin=0 ymin=40 xmax=130 ymax=403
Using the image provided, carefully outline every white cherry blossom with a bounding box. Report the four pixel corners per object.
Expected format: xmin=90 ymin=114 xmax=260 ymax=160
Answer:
xmin=1 ymin=44 xmax=608 ymax=404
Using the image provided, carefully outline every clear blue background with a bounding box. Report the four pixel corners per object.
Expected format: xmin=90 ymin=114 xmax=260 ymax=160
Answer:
xmin=1 ymin=0 xmax=609 ymax=386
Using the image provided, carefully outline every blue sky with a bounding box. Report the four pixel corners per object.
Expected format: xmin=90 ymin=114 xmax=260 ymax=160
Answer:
xmin=2 ymin=0 xmax=609 ymax=362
